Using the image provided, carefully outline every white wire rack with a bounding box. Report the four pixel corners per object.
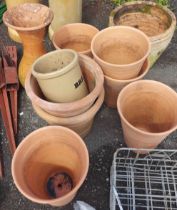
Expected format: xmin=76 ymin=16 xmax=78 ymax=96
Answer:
xmin=110 ymin=148 xmax=177 ymax=210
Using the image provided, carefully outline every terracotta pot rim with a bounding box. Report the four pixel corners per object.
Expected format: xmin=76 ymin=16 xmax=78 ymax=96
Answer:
xmin=117 ymin=80 xmax=177 ymax=136
xmin=52 ymin=23 xmax=99 ymax=54
xmin=3 ymin=3 xmax=53 ymax=31
xmin=25 ymin=54 xmax=104 ymax=113
xmin=104 ymin=58 xmax=150 ymax=83
xmin=91 ymin=25 xmax=151 ymax=68
xmin=11 ymin=126 xmax=89 ymax=205
xmin=33 ymin=89 xmax=105 ymax=124
xmin=32 ymin=49 xmax=78 ymax=80
xmin=109 ymin=1 xmax=176 ymax=43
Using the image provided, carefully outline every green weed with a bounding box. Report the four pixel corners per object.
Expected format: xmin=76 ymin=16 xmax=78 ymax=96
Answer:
xmin=112 ymin=0 xmax=170 ymax=7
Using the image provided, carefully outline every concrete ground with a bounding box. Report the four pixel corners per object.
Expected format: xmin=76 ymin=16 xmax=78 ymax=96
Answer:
xmin=0 ymin=0 xmax=177 ymax=209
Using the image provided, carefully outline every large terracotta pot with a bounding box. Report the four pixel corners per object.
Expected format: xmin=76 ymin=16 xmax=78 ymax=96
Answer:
xmin=48 ymin=0 xmax=82 ymax=39
xmin=117 ymin=80 xmax=177 ymax=153
xmin=3 ymin=3 xmax=53 ymax=87
xmin=12 ymin=126 xmax=89 ymax=206
xmin=91 ymin=26 xmax=151 ymax=80
xmin=32 ymin=89 xmax=104 ymax=138
xmin=5 ymin=0 xmax=40 ymax=43
xmin=109 ymin=1 xmax=176 ymax=67
xmin=25 ymin=54 xmax=104 ymax=117
xmin=52 ymin=23 xmax=99 ymax=57
xmin=31 ymin=49 xmax=88 ymax=103
xmin=105 ymin=59 xmax=150 ymax=108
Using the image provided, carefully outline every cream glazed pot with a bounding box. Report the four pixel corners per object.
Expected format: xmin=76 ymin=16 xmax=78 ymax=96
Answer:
xmin=31 ymin=49 xmax=88 ymax=103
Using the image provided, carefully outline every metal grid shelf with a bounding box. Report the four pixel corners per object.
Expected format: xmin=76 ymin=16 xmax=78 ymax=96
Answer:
xmin=110 ymin=148 xmax=177 ymax=210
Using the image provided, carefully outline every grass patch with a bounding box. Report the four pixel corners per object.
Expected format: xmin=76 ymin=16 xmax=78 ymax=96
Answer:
xmin=112 ymin=0 xmax=170 ymax=7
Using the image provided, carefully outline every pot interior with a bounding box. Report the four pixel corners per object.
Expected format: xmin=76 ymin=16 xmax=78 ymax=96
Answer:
xmin=53 ymin=25 xmax=98 ymax=53
xmin=60 ymin=36 xmax=91 ymax=53
xmin=4 ymin=3 xmax=52 ymax=28
xmin=119 ymin=82 xmax=177 ymax=133
xmin=33 ymin=51 xmax=75 ymax=74
xmin=94 ymin=27 xmax=149 ymax=65
xmin=30 ymin=58 xmax=96 ymax=102
xmin=113 ymin=3 xmax=172 ymax=37
xmin=13 ymin=128 xmax=88 ymax=200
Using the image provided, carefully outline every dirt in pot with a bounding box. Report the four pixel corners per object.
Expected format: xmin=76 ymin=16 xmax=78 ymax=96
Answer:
xmin=113 ymin=3 xmax=171 ymax=37
xmin=46 ymin=172 xmax=73 ymax=199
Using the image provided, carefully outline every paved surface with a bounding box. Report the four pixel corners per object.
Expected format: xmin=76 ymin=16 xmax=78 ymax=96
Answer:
xmin=0 ymin=0 xmax=177 ymax=209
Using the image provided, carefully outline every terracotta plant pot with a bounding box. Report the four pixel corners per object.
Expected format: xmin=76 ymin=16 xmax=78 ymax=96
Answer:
xmin=25 ymin=54 xmax=104 ymax=117
xmin=3 ymin=3 xmax=53 ymax=87
xmin=52 ymin=23 xmax=99 ymax=57
xmin=105 ymin=59 xmax=150 ymax=108
xmin=91 ymin=26 xmax=151 ymax=80
xmin=48 ymin=0 xmax=82 ymax=39
xmin=109 ymin=1 xmax=176 ymax=67
xmin=32 ymin=49 xmax=88 ymax=103
xmin=32 ymin=89 xmax=104 ymax=138
xmin=12 ymin=126 xmax=89 ymax=206
xmin=117 ymin=80 xmax=177 ymax=153
xmin=5 ymin=0 xmax=40 ymax=43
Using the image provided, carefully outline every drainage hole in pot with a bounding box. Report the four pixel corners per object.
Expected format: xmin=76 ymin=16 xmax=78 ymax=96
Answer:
xmin=46 ymin=172 xmax=73 ymax=198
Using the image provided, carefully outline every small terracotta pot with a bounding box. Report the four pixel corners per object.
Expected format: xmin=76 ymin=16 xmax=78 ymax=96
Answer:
xmin=25 ymin=54 xmax=104 ymax=117
xmin=52 ymin=23 xmax=99 ymax=57
xmin=12 ymin=126 xmax=89 ymax=206
xmin=105 ymin=59 xmax=150 ymax=108
xmin=32 ymin=89 xmax=104 ymax=138
xmin=32 ymin=49 xmax=88 ymax=103
xmin=91 ymin=26 xmax=151 ymax=80
xmin=117 ymin=80 xmax=177 ymax=153
xmin=109 ymin=1 xmax=176 ymax=67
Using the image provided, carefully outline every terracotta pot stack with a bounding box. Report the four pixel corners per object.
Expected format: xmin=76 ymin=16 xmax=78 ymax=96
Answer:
xmin=91 ymin=26 xmax=151 ymax=108
xmin=25 ymin=53 xmax=104 ymax=138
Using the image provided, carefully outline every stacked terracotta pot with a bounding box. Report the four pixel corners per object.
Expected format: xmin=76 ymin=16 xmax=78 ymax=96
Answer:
xmin=25 ymin=49 xmax=104 ymax=138
xmin=91 ymin=26 xmax=151 ymax=108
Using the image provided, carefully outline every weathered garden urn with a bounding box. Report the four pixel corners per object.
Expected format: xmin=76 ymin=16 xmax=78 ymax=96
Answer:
xmin=5 ymin=0 xmax=40 ymax=42
xmin=3 ymin=3 xmax=53 ymax=87
xmin=109 ymin=1 xmax=176 ymax=66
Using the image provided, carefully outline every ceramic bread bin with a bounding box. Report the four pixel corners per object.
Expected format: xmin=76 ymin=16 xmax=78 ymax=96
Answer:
xmin=31 ymin=49 xmax=88 ymax=103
